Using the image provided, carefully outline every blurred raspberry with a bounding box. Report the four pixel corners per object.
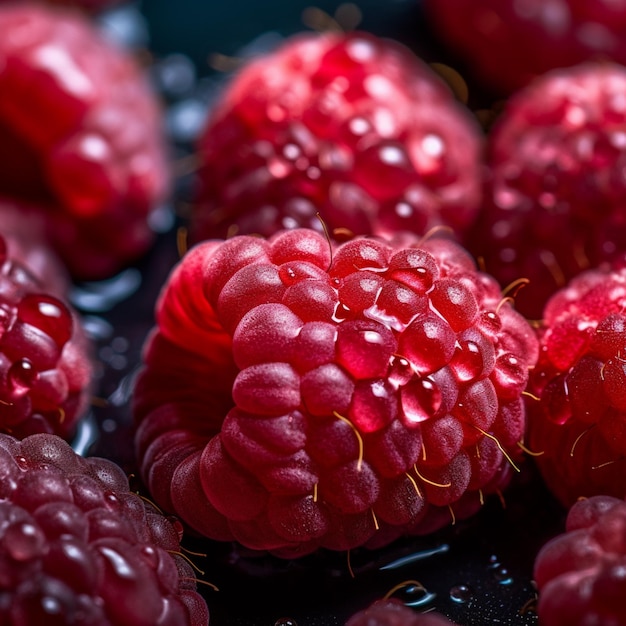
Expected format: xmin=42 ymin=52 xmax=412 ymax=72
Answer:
xmin=192 ymin=30 xmax=483 ymax=244
xmin=425 ymin=0 xmax=626 ymax=95
xmin=527 ymin=261 xmax=626 ymax=507
xmin=534 ymin=495 xmax=626 ymax=626
xmin=465 ymin=62 xmax=626 ymax=319
xmin=0 ymin=2 xmax=169 ymax=279
xmin=0 ymin=229 xmax=92 ymax=440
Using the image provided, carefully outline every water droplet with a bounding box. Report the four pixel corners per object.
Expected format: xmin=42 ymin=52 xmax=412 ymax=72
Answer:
xmin=387 ymin=581 xmax=436 ymax=608
xmin=274 ymin=619 xmax=297 ymax=626
xmin=8 ymin=359 xmax=37 ymax=398
xmin=449 ymin=584 xmax=474 ymax=604
xmin=400 ymin=376 xmax=441 ymax=424
xmin=493 ymin=566 xmax=514 ymax=585
xmin=388 ymin=355 xmax=414 ymax=387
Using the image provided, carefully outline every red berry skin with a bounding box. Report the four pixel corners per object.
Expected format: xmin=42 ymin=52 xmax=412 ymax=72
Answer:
xmin=346 ymin=599 xmax=457 ymax=626
xmin=191 ymin=31 xmax=483 ymax=244
xmin=0 ymin=3 xmax=169 ymax=280
xmin=534 ymin=495 xmax=626 ymax=626
xmin=133 ymin=229 xmax=538 ymax=557
xmin=527 ymin=263 xmax=626 ymax=508
xmin=0 ymin=432 xmax=209 ymax=626
xmin=0 ymin=230 xmax=93 ymax=441
xmin=425 ymin=0 xmax=626 ymax=95
xmin=0 ymin=0 xmax=126 ymax=12
xmin=464 ymin=62 xmax=626 ymax=320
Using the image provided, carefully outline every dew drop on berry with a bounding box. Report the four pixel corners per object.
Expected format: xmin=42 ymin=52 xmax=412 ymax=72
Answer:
xmin=399 ymin=314 xmax=456 ymax=374
xmin=477 ymin=310 xmax=502 ymax=339
xmin=388 ymin=249 xmax=438 ymax=293
xmin=388 ymin=355 xmax=414 ymax=388
xmin=336 ymin=320 xmax=397 ymax=379
xmin=400 ymin=376 xmax=442 ymax=424
xmin=7 ymin=358 xmax=38 ymax=398
xmin=17 ymin=294 xmax=73 ymax=347
xmin=491 ymin=352 xmax=528 ymax=398
xmin=275 ymin=618 xmax=298 ymax=626
xmin=449 ymin=338 xmax=484 ymax=382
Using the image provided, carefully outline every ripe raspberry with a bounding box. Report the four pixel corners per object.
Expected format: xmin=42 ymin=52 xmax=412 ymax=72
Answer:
xmin=346 ymin=600 xmax=457 ymax=626
xmin=0 ymin=199 xmax=70 ymax=297
xmin=0 ymin=3 xmax=169 ymax=280
xmin=533 ymin=494 xmax=626 ymax=626
xmin=424 ymin=0 xmax=626 ymax=95
xmin=0 ymin=0 xmax=126 ymax=12
xmin=191 ymin=31 xmax=483 ymax=243
xmin=527 ymin=261 xmax=626 ymax=507
xmin=0 ymin=231 xmax=93 ymax=440
xmin=0 ymin=432 xmax=209 ymax=626
xmin=133 ymin=228 xmax=538 ymax=557
xmin=464 ymin=62 xmax=626 ymax=320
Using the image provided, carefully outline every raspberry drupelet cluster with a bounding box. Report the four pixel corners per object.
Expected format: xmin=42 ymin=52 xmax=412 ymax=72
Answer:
xmin=346 ymin=599 xmax=458 ymax=626
xmin=534 ymin=495 xmax=626 ymax=626
xmin=424 ymin=0 xmax=626 ymax=95
xmin=133 ymin=228 xmax=538 ymax=557
xmin=0 ymin=232 xmax=92 ymax=441
xmin=191 ymin=30 xmax=483 ymax=244
xmin=0 ymin=2 xmax=170 ymax=280
xmin=465 ymin=62 xmax=626 ymax=320
xmin=527 ymin=260 xmax=626 ymax=508
xmin=0 ymin=432 xmax=208 ymax=626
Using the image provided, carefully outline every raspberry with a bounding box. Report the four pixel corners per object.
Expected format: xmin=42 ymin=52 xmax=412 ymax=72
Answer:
xmin=0 ymin=3 xmax=169 ymax=279
xmin=533 ymin=495 xmax=626 ymax=626
xmin=191 ymin=31 xmax=483 ymax=243
xmin=424 ymin=0 xmax=626 ymax=95
xmin=527 ymin=262 xmax=626 ymax=507
xmin=0 ymin=230 xmax=92 ymax=440
xmin=346 ymin=599 xmax=457 ymax=626
xmin=464 ymin=62 xmax=626 ymax=319
xmin=0 ymin=198 xmax=70 ymax=297
xmin=133 ymin=228 xmax=538 ymax=557
xmin=0 ymin=432 xmax=209 ymax=626
xmin=0 ymin=0 xmax=126 ymax=12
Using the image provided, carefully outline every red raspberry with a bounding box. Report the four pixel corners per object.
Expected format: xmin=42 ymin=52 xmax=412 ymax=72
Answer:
xmin=346 ymin=599 xmax=457 ymax=626
xmin=424 ymin=0 xmax=626 ymax=95
xmin=0 ymin=3 xmax=169 ymax=280
xmin=527 ymin=262 xmax=626 ymax=507
xmin=464 ymin=62 xmax=626 ymax=320
xmin=0 ymin=231 xmax=92 ymax=440
xmin=0 ymin=0 xmax=126 ymax=12
xmin=191 ymin=31 xmax=483 ymax=243
xmin=533 ymin=495 xmax=626 ymax=626
xmin=0 ymin=432 xmax=208 ymax=626
xmin=133 ymin=229 xmax=538 ymax=557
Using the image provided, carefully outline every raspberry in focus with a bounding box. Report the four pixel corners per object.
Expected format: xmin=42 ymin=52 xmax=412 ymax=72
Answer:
xmin=133 ymin=229 xmax=538 ymax=557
